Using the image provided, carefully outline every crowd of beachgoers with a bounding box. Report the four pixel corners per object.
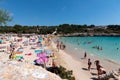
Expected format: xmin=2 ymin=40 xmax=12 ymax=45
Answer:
xmin=0 ymin=34 xmax=120 ymax=80
xmin=0 ymin=34 xmax=53 ymax=66
xmin=0 ymin=34 xmax=62 ymax=80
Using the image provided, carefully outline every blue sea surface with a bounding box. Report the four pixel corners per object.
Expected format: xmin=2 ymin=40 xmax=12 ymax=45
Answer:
xmin=60 ymin=36 xmax=120 ymax=63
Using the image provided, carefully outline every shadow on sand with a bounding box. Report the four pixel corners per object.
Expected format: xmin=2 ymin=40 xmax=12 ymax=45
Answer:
xmin=81 ymin=58 xmax=85 ymax=59
xmin=91 ymin=72 xmax=97 ymax=76
xmin=82 ymin=68 xmax=88 ymax=71
xmin=90 ymin=77 xmax=98 ymax=80
xmin=91 ymin=68 xmax=96 ymax=70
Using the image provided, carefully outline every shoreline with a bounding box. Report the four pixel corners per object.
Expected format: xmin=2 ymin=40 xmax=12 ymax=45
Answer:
xmin=57 ymin=36 xmax=120 ymax=66
xmin=51 ymin=37 xmax=120 ymax=80
xmin=63 ymin=41 xmax=120 ymax=71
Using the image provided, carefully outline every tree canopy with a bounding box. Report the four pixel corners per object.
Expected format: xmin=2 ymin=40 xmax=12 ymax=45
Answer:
xmin=0 ymin=9 xmax=12 ymax=25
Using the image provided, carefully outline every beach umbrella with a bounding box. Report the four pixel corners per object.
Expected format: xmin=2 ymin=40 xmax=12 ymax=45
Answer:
xmin=42 ymin=57 xmax=48 ymax=63
xmin=37 ymin=53 xmax=42 ymax=57
xmin=36 ymin=52 xmax=48 ymax=63
xmin=35 ymin=56 xmax=48 ymax=68
xmin=36 ymin=57 xmax=48 ymax=63
xmin=36 ymin=58 xmax=43 ymax=64
xmin=42 ymin=52 xmax=47 ymax=57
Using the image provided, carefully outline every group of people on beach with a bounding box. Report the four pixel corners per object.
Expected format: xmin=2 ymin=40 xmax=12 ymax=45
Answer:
xmin=56 ymin=40 xmax=66 ymax=51
xmin=84 ymin=52 xmax=106 ymax=79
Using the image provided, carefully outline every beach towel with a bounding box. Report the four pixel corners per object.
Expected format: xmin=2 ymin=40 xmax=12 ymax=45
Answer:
xmin=0 ymin=46 xmax=6 ymax=49
xmin=13 ymin=55 xmax=23 ymax=60
xmin=35 ymin=49 xmax=43 ymax=54
xmin=17 ymin=48 xmax=23 ymax=52
xmin=14 ymin=51 xmax=22 ymax=54
xmin=25 ymin=53 xmax=32 ymax=56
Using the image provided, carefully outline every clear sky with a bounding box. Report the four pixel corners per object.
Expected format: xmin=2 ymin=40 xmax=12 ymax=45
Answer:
xmin=0 ymin=0 xmax=120 ymax=26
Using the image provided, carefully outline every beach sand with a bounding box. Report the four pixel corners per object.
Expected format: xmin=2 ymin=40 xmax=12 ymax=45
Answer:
xmin=0 ymin=35 xmax=120 ymax=80
xmin=51 ymin=41 xmax=92 ymax=80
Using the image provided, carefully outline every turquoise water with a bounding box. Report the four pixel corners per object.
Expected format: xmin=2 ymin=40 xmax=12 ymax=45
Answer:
xmin=60 ymin=36 xmax=120 ymax=63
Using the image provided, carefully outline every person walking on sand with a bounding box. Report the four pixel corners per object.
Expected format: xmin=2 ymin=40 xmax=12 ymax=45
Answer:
xmin=56 ymin=41 xmax=60 ymax=51
xmin=88 ymin=58 xmax=92 ymax=71
xmin=9 ymin=47 xmax=15 ymax=59
xmin=94 ymin=60 xmax=100 ymax=69
xmin=84 ymin=51 xmax=87 ymax=59
xmin=94 ymin=60 xmax=104 ymax=77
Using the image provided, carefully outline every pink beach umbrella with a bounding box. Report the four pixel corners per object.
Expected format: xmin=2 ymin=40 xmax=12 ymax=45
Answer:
xmin=42 ymin=52 xmax=47 ymax=57
xmin=36 ymin=52 xmax=48 ymax=63
xmin=36 ymin=57 xmax=48 ymax=63
xmin=40 ymin=57 xmax=48 ymax=63
xmin=36 ymin=58 xmax=43 ymax=64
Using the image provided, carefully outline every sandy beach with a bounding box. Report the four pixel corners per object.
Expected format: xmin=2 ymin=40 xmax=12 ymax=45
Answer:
xmin=51 ymin=41 xmax=92 ymax=80
xmin=0 ymin=34 xmax=120 ymax=80
xmin=2 ymin=0 xmax=120 ymax=79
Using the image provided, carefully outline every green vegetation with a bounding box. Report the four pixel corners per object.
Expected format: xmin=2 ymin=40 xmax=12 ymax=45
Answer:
xmin=47 ymin=66 xmax=75 ymax=80
xmin=0 ymin=24 xmax=120 ymax=36
xmin=58 ymin=66 xmax=75 ymax=80
xmin=0 ymin=9 xmax=12 ymax=25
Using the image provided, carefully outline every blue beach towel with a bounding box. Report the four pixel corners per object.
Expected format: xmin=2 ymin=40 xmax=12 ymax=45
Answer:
xmin=35 ymin=49 xmax=43 ymax=54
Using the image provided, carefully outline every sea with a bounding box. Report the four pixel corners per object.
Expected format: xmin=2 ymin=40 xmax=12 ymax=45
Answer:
xmin=59 ymin=36 xmax=120 ymax=64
